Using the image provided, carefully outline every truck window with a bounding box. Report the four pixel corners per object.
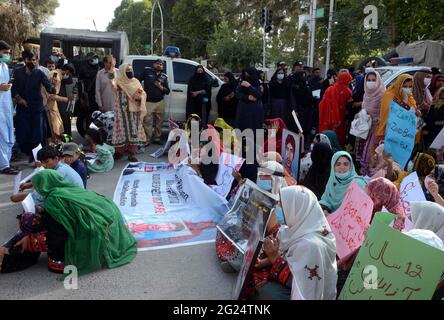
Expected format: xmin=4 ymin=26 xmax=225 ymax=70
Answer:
xmin=132 ymin=59 xmax=167 ymax=80
xmin=173 ymin=62 xmax=196 ymax=85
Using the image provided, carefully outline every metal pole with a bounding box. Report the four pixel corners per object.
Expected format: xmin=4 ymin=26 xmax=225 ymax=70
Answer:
xmin=307 ymin=2 xmax=313 ymax=66
xmin=309 ymin=0 xmax=317 ymax=67
xmin=150 ymin=1 xmax=155 ymax=55
xmin=263 ymin=8 xmax=266 ymax=68
xmin=325 ymin=0 xmax=334 ymax=77
xmin=157 ymin=0 xmax=164 ymax=54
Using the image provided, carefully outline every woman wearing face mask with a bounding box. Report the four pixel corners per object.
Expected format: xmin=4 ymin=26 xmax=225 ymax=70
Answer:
xmin=375 ymin=74 xmax=418 ymax=146
xmin=413 ymin=71 xmax=433 ymax=114
xmin=235 ymin=68 xmax=264 ymax=134
xmin=216 ymin=72 xmax=238 ymax=126
xmin=357 ymin=69 xmax=386 ymax=175
xmin=248 ymin=186 xmax=337 ymax=300
xmin=319 ymin=151 xmax=367 ymax=214
xmin=319 ymin=72 xmax=353 ymax=147
xmin=186 ymin=65 xmax=212 ymax=124
xmin=269 ymin=68 xmax=289 ymax=120
xmin=425 ymin=87 xmax=444 ymax=148
xmin=288 ymin=72 xmax=313 ymax=137
xmin=430 ymin=74 xmax=444 ymax=97
xmin=112 ymin=64 xmax=147 ymax=162
xmin=216 ymin=160 xmax=285 ymax=274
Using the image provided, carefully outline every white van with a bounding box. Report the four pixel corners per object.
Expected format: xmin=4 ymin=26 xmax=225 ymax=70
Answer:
xmin=123 ymin=55 xmax=224 ymax=123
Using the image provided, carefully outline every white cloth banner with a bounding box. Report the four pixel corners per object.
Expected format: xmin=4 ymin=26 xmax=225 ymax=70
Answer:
xmin=114 ymin=162 xmax=229 ymax=251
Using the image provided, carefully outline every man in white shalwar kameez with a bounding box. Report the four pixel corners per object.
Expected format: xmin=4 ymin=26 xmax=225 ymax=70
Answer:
xmin=0 ymin=40 xmax=18 ymax=175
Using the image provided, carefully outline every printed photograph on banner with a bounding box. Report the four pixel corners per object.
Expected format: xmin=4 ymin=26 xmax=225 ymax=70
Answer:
xmin=210 ymin=152 xmax=245 ymax=199
xmin=281 ymin=129 xmax=302 ymax=181
xmin=114 ymin=163 xmax=228 ymax=251
xmin=126 ymin=215 xmax=192 ymax=241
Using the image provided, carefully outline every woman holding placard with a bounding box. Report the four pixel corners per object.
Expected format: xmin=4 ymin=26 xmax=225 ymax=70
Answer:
xmin=319 ymin=151 xmax=367 ymax=214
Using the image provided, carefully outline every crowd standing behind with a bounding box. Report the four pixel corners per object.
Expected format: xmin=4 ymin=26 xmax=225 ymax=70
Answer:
xmin=1 ymin=38 xmax=444 ymax=300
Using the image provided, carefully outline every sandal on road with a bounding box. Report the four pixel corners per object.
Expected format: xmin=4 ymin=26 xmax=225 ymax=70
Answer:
xmin=0 ymin=167 xmax=20 ymax=175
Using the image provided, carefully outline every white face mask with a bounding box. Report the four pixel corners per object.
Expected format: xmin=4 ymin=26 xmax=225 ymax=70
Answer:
xmin=424 ymin=78 xmax=432 ymax=87
xmin=366 ymin=81 xmax=377 ymax=90
xmin=277 ymin=74 xmax=285 ymax=81
xmin=403 ymin=88 xmax=412 ymax=96
xmin=62 ymin=74 xmax=70 ymax=80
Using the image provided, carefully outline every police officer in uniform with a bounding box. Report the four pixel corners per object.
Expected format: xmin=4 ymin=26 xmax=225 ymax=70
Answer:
xmin=139 ymin=59 xmax=170 ymax=145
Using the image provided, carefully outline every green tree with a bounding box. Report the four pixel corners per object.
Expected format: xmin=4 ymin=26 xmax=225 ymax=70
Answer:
xmin=207 ymin=22 xmax=262 ymax=72
xmin=108 ymin=0 xmax=153 ymax=55
xmin=23 ymin=0 xmax=60 ymax=28
xmin=0 ymin=2 xmax=32 ymax=54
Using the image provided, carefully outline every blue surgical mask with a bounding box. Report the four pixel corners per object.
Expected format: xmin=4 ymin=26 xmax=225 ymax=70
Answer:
xmin=0 ymin=54 xmax=10 ymax=64
xmin=274 ymin=207 xmax=286 ymax=225
xmin=277 ymin=74 xmax=285 ymax=81
xmin=91 ymin=58 xmax=99 ymax=65
xmin=336 ymin=171 xmax=351 ymax=180
xmin=407 ymin=160 xmax=414 ymax=172
xmin=51 ymin=55 xmax=60 ymax=63
xmin=257 ymin=179 xmax=272 ymax=192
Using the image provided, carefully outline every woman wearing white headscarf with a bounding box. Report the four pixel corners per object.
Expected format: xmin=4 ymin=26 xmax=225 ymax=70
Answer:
xmin=253 ymin=185 xmax=337 ymax=300
xmin=411 ymin=201 xmax=444 ymax=242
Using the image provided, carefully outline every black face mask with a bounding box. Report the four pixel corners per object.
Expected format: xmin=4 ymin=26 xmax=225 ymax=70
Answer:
xmin=26 ymin=62 xmax=35 ymax=71
xmin=126 ymin=71 xmax=134 ymax=79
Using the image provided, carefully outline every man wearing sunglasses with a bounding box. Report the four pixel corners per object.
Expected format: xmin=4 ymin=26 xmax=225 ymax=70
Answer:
xmin=12 ymin=50 xmax=55 ymax=163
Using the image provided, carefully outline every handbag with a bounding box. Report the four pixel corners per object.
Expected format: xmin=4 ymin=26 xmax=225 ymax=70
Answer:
xmin=350 ymin=109 xmax=372 ymax=140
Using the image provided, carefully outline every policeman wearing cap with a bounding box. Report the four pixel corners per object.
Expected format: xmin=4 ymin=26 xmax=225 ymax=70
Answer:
xmin=138 ymin=59 xmax=170 ymax=145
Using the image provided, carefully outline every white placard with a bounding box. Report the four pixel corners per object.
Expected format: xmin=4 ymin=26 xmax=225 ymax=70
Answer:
xmin=32 ymin=144 xmax=43 ymax=162
xmin=292 ymin=110 xmax=303 ymax=134
xmin=13 ymin=171 xmax=22 ymax=195
xmin=22 ymin=193 xmax=36 ymax=214
xmin=430 ymin=127 xmax=444 ymax=150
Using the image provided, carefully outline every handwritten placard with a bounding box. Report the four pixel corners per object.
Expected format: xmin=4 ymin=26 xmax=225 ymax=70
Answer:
xmin=399 ymin=172 xmax=426 ymax=218
xmin=340 ymin=212 xmax=444 ymax=300
xmin=327 ymin=180 xmax=374 ymax=259
xmin=384 ymin=101 xmax=416 ymax=169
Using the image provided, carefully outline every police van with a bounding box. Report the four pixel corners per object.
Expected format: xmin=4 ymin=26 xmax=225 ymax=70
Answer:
xmin=123 ymin=53 xmax=223 ymax=124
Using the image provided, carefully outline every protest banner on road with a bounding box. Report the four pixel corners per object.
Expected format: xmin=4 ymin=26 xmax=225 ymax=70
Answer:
xmin=384 ymin=101 xmax=416 ymax=169
xmin=282 ymin=129 xmax=302 ymax=181
xmin=114 ymin=162 xmax=229 ymax=251
xmin=339 ymin=212 xmax=444 ymax=300
xmin=327 ymin=180 xmax=374 ymax=259
xmin=400 ymin=172 xmax=426 ymax=218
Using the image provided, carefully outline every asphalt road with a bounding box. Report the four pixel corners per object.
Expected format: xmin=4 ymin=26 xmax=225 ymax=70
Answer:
xmin=0 ymin=133 xmax=236 ymax=300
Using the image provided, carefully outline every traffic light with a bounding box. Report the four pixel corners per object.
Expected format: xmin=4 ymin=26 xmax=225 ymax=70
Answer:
xmin=265 ymin=10 xmax=273 ymax=33
xmin=260 ymin=9 xmax=266 ymax=27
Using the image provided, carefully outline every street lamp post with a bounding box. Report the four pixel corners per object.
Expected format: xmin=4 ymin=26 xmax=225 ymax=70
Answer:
xmin=151 ymin=0 xmax=164 ymax=55
xmin=325 ymin=0 xmax=335 ymax=77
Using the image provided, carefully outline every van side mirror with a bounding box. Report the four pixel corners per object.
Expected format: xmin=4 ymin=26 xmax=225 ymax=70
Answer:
xmin=212 ymin=78 xmax=219 ymax=88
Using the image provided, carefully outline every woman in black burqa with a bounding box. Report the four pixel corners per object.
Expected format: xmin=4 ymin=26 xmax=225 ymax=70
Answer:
xmin=235 ymin=67 xmax=264 ymax=134
xmin=186 ymin=65 xmax=212 ymax=123
xmin=216 ymin=72 xmax=238 ymax=125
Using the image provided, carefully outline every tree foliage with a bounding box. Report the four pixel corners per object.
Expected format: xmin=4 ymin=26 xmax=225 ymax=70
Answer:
xmin=207 ymin=22 xmax=262 ymax=72
xmin=0 ymin=2 xmax=32 ymax=53
xmin=108 ymin=0 xmax=444 ymax=69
